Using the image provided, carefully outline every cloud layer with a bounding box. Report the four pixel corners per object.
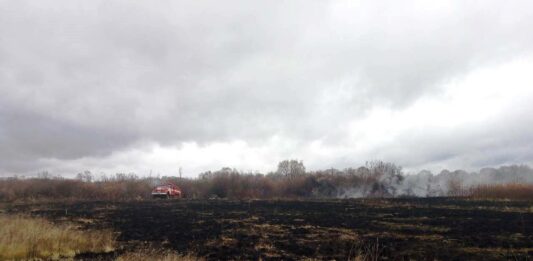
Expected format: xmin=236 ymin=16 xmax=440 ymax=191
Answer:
xmin=1 ymin=0 xmax=533 ymax=176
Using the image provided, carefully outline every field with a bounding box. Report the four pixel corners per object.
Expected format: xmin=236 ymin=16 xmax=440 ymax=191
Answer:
xmin=2 ymin=198 xmax=532 ymax=260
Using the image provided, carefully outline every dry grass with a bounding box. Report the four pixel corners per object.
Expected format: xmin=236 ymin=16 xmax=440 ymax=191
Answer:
xmin=375 ymin=221 xmax=450 ymax=233
xmin=469 ymin=183 xmax=533 ymax=200
xmin=117 ymin=249 xmax=204 ymax=261
xmin=0 ymin=215 xmax=115 ymax=260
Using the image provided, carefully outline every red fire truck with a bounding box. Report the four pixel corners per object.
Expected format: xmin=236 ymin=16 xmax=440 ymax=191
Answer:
xmin=151 ymin=182 xmax=182 ymax=199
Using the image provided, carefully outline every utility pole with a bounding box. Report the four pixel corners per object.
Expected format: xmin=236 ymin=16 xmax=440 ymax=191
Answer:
xmin=179 ymin=167 xmax=182 ymax=179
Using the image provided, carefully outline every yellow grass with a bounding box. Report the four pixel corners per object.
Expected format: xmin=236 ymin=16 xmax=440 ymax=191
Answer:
xmin=0 ymin=215 xmax=115 ymax=260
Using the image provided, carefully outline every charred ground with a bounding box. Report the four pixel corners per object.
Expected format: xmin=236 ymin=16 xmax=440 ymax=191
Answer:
xmin=2 ymin=198 xmax=532 ymax=260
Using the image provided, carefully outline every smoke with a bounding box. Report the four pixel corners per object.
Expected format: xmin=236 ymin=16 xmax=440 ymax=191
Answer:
xmin=396 ymin=165 xmax=533 ymax=197
xmin=330 ymin=163 xmax=533 ymax=198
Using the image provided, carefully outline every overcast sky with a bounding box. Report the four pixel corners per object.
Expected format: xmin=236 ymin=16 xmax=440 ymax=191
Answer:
xmin=1 ymin=1 xmax=533 ymax=177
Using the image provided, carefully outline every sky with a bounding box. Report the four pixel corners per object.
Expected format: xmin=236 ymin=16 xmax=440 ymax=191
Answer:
xmin=1 ymin=0 xmax=533 ymax=177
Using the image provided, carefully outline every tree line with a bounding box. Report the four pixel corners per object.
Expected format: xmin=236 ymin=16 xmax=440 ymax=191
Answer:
xmin=0 ymin=161 xmax=531 ymax=201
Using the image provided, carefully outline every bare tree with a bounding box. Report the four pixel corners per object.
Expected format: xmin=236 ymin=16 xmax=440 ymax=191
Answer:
xmin=76 ymin=171 xmax=93 ymax=183
xmin=366 ymin=161 xmax=404 ymax=197
xmin=276 ymin=159 xmax=306 ymax=177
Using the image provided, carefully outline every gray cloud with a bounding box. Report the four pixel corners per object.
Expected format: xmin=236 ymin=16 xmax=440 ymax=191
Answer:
xmin=1 ymin=0 xmax=533 ymax=175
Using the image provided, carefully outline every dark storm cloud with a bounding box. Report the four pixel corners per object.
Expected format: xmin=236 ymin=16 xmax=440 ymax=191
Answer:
xmin=1 ymin=0 xmax=533 ymax=174
xmin=0 ymin=105 xmax=138 ymax=171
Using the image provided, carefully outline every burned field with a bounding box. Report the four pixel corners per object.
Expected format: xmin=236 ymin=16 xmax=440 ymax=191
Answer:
xmin=3 ymin=198 xmax=532 ymax=260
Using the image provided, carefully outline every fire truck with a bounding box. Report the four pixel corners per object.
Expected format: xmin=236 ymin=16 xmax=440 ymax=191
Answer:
xmin=151 ymin=182 xmax=182 ymax=199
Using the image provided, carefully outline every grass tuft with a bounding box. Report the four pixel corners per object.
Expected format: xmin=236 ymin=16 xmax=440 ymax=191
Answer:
xmin=117 ymin=249 xmax=204 ymax=261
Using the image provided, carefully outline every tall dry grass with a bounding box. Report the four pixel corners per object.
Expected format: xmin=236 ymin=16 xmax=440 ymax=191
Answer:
xmin=468 ymin=183 xmax=533 ymax=200
xmin=0 ymin=215 xmax=115 ymax=260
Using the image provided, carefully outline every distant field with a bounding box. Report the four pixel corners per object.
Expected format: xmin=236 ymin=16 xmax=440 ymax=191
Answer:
xmin=2 ymin=198 xmax=532 ymax=260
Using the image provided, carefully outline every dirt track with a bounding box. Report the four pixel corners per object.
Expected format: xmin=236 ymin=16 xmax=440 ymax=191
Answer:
xmin=4 ymin=198 xmax=532 ymax=260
